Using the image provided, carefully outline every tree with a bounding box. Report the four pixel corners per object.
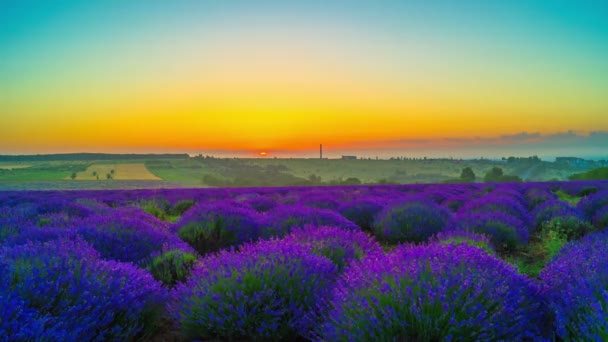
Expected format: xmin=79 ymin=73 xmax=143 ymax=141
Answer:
xmin=308 ymin=174 xmax=322 ymax=184
xmin=460 ymin=167 xmax=476 ymax=182
xmin=483 ymin=167 xmax=504 ymax=182
xmin=106 ymin=173 xmax=112 ymax=180
xmin=92 ymin=171 xmax=97 ymax=177
xmin=70 ymin=172 xmax=77 ymax=180
xmin=483 ymin=167 xmax=522 ymax=183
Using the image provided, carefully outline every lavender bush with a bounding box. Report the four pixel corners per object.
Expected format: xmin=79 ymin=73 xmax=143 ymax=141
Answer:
xmin=317 ymin=243 xmax=551 ymax=341
xmin=261 ymin=204 xmax=359 ymax=238
xmin=373 ymin=199 xmax=451 ymax=243
xmin=282 ymin=225 xmax=383 ymax=271
xmin=430 ymin=230 xmax=495 ymax=254
xmin=77 ymin=209 xmax=186 ymax=265
xmin=337 ymin=198 xmax=385 ymax=232
xmin=541 ymin=229 xmax=608 ymax=340
xmin=172 ymin=238 xmax=337 ymax=340
xmin=455 ymin=211 xmax=529 ymax=251
xmin=0 ymin=238 xmax=168 ymax=341
xmin=176 ymin=202 xmax=261 ymax=255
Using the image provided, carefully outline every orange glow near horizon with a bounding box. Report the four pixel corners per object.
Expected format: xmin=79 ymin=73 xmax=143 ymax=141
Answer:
xmin=1 ymin=2 xmax=607 ymax=156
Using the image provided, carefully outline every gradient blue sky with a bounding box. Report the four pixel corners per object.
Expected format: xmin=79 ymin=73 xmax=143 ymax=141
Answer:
xmin=1 ymin=1 xmax=607 ymax=158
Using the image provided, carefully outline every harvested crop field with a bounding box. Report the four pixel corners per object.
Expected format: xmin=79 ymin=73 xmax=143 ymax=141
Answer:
xmin=71 ymin=163 xmax=161 ymax=180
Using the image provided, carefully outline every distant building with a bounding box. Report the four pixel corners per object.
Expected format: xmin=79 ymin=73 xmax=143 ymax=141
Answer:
xmin=341 ymin=155 xmax=357 ymax=160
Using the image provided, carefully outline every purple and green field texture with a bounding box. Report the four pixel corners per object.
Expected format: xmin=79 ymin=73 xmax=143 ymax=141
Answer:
xmin=2 ymin=181 xmax=608 ymax=340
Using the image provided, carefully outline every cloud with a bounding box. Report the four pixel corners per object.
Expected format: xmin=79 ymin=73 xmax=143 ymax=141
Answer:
xmin=330 ymin=131 xmax=608 ymax=159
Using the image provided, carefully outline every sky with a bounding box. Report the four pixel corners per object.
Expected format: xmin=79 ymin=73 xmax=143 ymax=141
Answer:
xmin=1 ymin=1 xmax=607 ymax=158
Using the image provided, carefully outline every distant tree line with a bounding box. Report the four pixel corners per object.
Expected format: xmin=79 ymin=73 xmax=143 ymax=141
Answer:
xmin=445 ymin=166 xmax=522 ymax=183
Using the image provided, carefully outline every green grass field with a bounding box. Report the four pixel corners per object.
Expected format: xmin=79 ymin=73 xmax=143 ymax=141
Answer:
xmin=0 ymin=156 xmax=601 ymax=190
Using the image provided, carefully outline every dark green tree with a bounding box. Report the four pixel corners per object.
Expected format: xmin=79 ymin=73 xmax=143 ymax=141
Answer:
xmin=70 ymin=172 xmax=77 ymax=180
xmin=483 ymin=167 xmax=504 ymax=182
xmin=460 ymin=167 xmax=476 ymax=182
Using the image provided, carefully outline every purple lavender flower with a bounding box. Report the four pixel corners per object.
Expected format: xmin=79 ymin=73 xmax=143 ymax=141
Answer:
xmin=459 ymin=194 xmax=532 ymax=225
xmin=372 ymin=199 xmax=451 ymax=243
xmin=337 ymin=198 xmax=386 ymax=232
xmin=454 ymin=211 xmax=529 ymax=251
xmin=172 ymin=238 xmax=337 ymax=340
xmin=0 ymin=238 xmax=168 ymax=340
xmin=592 ymin=204 xmax=608 ymax=229
xmin=298 ymin=192 xmax=341 ymax=210
xmin=76 ymin=208 xmax=189 ymax=265
xmin=243 ymin=195 xmax=277 ymax=212
xmin=261 ymin=204 xmax=360 ymax=238
xmin=175 ymin=201 xmax=262 ymax=255
xmin=541 ymin=229 xmax=608 ymax=340
xmin=430 ymin=230 xmax=495 ymax=254
xmin=282 ymin=225 xmax=383 ymax=271
xmin=317 ymin=243 xmax=551 ymax=341
xmin=577 ymin=189 xmax=608 ymax=220
xmin=525 ymin=186 xmax=557 ymax=209
xmin=533 ymin=200 xmax=581 ymax=228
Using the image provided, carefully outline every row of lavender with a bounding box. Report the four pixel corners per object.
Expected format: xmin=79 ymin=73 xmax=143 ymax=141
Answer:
xmin=1 ymin=180 xmax=607 ymax=340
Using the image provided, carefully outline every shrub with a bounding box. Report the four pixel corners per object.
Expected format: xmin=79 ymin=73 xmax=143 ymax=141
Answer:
xmin=282 ymin=225 xmax=382 ymax=271
xmin=593 ymin=204 xmax=608 ymax=229
xmin=459 ymin=195 xmax=531 ymax=225
xmin=559 ymin=182 xmax=597 ymax=197
xmin=176 ymin=202 xmax=261 ymax=255
xmin=430 ymin=230 xmax=495 ymax=254
xmin=0 ymin=238 xmax=167 ymax=341
xmin=442 ymin=194 xmax=471 ymax=212
xmin=243 ymin=196 xmax=277 ymax=213
xmin=455 ymin=211 xmax=529 ymax=251
xmin=147 ymin=249 xmax=198 ymax=287
xmin=172 ymin=239 xmax=337 ymax=340
xmin=525 ymin=187 xmax=556 ymax=209
xmin=577 ymin=189 xmax=608 ymax=220
xmin=337 ymin=198 xmax=385 ymax=232
xmin=541 ymin=229 xmax=608 ymax=340
xmin=171 ymin=199 xmax=196 ymax=216
xmin=533 ymin=200 xmax=581 ymax=228
xmin=298 ymin=193 xmax=341 ymax=210
xmin=317 ymin=243 xmax=550 ymax=341
xmin=540 ymin=215 xmax=595 ymax=241
xmin=77 ymin=210 xmax=185 ymax=265
xmin=372 ymin=200 xmax=451 ymax=243
xmin=140 ymin=199 xmax=170 ymax=221
xmin=261 ymin=205 xmax=359 ymax=238
xmin=0 ymin=206 xmax=32 ymax=245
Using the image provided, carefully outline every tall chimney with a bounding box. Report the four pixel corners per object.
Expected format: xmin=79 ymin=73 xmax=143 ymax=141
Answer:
xmin=320 ymin=144 xmax=323 ymax=159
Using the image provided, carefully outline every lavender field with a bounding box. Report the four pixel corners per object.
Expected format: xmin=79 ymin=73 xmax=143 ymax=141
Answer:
xmin=2 ymin=181 xmax=608 ymax=341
